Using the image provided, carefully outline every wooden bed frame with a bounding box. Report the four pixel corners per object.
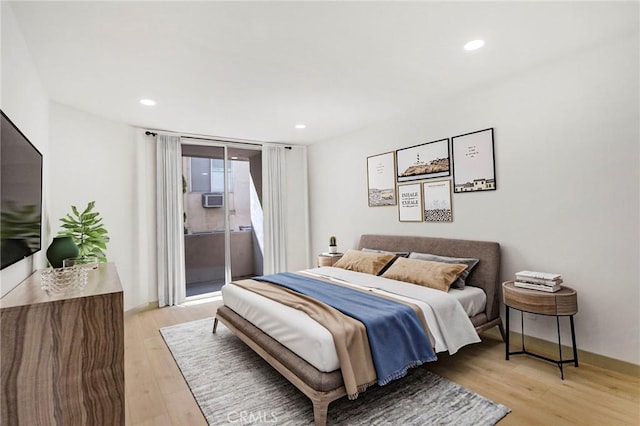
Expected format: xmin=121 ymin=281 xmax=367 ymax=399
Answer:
xmin=213 ymin=234 xmax=503 ymax=426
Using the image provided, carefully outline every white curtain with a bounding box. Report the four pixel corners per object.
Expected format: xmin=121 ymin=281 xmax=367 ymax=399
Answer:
xmin=262 ymin=144 xmax=287 ymax=274
xmin=156 ymin=134 xmax=186 ymax=306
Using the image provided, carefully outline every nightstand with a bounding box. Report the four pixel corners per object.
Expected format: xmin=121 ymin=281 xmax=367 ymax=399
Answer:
xmin=317 ymin=253 xmax=343 ymax=267
xmin=503 ymin=281 xmax=578 ymax=379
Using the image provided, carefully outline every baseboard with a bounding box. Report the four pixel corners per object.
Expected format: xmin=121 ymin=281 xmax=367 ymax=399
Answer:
xmin=124 ymin=301 xmax=157 ymax=315
xmin=482 ymin=328 xmax=639 ymax=378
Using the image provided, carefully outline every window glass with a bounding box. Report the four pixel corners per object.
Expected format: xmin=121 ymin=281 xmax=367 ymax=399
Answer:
xmin=191 ymin=157 xmax=211 ymax=193
xmin=189 ymin=158 xmax=233 ymax=193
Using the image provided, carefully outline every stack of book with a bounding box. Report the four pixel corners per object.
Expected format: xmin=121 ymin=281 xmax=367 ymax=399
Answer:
xmin=514 ymin=270 xmax=563 ymax=292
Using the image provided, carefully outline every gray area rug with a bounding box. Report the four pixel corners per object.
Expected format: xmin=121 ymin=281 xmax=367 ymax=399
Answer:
xmin=160 ymin=317 xmax=510 ymax=425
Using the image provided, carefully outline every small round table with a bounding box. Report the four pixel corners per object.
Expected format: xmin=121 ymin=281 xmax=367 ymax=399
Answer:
xmin=317 ymin=253 xmax=343 ymax=267
xmin=502 ymin=281 xmax=578 ymax=379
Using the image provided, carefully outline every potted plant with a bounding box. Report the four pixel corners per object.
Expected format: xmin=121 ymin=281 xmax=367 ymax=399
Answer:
xmin=329 ymin=236 xmax=337 ymax=254
xmin=57 ymin=201 xmax=110 ymax=263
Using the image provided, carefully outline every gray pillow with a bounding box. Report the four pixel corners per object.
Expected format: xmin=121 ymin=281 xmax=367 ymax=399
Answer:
xmin=408 ymin=252 xmax=479 ymax=289
xmin=361 ymin=248 xmax=410 ymax=258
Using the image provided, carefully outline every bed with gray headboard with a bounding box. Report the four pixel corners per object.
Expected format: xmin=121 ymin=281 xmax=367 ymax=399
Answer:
xmin=214 ymin=234 xmax=503 ymax=426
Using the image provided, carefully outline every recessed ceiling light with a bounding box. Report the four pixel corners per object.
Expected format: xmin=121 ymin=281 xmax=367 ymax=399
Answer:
xmin=295 ymin=124 xmax=306 ymax=129
xmin=140 ymin=99 xmax=156 ymax=106
xmin=464 ymin=40 xmax=485 ymax=51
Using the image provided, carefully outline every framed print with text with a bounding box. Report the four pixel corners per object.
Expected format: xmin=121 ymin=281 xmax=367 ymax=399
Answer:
xmin=367 ymin=151 xmax=397 ymax=207
xmin=423 ymin=180 xmax=452 ymax=222
xmin=452 ymin=128 xmax=496 ymax=193
xmin=396 ymin=138 xmax=450 ymax=182
xmin=398 ymin=183 xmax=423 ymax=222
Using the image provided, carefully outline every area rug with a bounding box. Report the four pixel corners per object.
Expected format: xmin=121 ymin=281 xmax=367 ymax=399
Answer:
xmin=160 ymin=318 xmax=510 ymax=425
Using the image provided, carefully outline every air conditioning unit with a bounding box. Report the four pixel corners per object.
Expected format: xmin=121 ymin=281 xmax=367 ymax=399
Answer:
xmin=202 ymin=192 xmax=224 ymax=208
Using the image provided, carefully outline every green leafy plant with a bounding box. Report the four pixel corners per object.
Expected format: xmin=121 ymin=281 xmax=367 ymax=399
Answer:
xmin=329 ymin=236 xmax=337 ymax=246
xmin=58 ymin=201 xmax=110 ymax=261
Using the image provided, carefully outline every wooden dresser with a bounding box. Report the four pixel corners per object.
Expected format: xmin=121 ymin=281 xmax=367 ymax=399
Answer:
xmin=1 ymin=263 xmax=124 ymax=425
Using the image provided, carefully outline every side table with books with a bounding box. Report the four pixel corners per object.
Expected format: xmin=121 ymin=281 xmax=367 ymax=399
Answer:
xmin=503 ymin=279 xmax=579 ymax=379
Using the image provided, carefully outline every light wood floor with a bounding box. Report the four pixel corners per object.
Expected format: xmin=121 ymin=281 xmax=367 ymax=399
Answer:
xmin=124 ymin=300 xmax=640 ymax=426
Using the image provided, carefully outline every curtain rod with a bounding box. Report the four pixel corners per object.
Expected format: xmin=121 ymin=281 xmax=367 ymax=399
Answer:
xmin=144 ymin=130 xmax=291 ymax=149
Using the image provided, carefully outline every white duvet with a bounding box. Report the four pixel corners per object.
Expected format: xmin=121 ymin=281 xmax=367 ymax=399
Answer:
xmin=222 ymin=267 xmax=481 ymax=372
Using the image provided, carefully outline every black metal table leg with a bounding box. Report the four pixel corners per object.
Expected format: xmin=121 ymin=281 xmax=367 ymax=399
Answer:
xmin=505 ymin=306 xmax=510 ymax=360
xmin=557 ymin=316 xmax=564 ymax=379
xmin=570 ymin=315 xmax=579 ymax=367
xmin=521 ymin=311 xmax=526 ymax=352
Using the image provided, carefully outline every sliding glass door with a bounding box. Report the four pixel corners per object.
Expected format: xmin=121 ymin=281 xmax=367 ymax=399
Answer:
xmin=182 ymin=143 xmax=263 ymax=298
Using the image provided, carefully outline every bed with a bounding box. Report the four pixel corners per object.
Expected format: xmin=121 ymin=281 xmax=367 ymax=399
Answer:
xmin=213 ymin=234 xmax=503 ymax=425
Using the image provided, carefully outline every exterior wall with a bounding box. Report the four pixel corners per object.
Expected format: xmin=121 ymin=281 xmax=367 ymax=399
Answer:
xmin=182 ymin=159 xmax=252 ymax=233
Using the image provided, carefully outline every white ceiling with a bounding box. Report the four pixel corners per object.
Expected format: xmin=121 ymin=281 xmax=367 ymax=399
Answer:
xmin=7 ymin=1 xmax=638 ymax=144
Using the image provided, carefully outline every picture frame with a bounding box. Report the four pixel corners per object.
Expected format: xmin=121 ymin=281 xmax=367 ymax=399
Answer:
xmin=396 ymin=138 xmax=450 ymax=182
xmin=452 ymin=128 xmax=496 ymax=193
xmin=367 ymin=151 xmax=397 ymax=207
xmin=397 ymin=183 xmax=423 ymax=222
xmin=423 ymin=180 xmax=453 ymax=222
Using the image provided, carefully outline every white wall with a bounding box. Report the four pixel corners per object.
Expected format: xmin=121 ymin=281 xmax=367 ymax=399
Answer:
xmin=46 ymin=107 xmax=309 ymax=311
xmin=0 ymin=3 xmax=50 ymax=295
xmin=133 ymin=129 xmax=158 ymax=306
xmin=308 ymin=33 xmax=639 ymax=365
xmin=48 ymin=103 xmax=149 ymax=310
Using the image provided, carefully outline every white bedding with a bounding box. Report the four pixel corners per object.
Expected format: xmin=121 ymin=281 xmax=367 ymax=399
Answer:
xmin=221 ymin=267 xmax=482 ymax=373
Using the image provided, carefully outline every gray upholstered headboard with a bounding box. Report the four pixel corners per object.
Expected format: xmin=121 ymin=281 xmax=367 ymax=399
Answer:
xmin=357 ymin=234 xmax=501 ymax=322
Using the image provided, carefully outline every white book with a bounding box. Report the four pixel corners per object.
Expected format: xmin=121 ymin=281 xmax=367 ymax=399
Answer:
xmin=515 ymin=270 xmax=562 ymax=281
xmin=515 ymin=276 xmax=563 ymax=286
xmin=514 ymin=281 xmax=562 ymax=292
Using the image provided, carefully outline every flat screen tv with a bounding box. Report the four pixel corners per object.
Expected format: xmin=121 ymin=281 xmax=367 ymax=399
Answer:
xmin=1 ymin=110 xmax=43 ymax=269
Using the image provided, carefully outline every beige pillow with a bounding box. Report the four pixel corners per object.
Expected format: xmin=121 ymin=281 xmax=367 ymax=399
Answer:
xmin=332 ymin=249 xmax=396 ymax=275
xmin=381 ymin=257 xmax=468 ymax=292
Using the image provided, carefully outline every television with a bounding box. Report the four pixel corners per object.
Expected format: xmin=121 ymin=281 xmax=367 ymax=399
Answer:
xmin=1 ymin=110 xmax=43 ymax=269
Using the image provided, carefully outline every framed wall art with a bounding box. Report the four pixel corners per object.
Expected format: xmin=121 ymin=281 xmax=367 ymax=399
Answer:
xmin=423 ymin=180 xmax=453 ymax=222
xmin=398 ymin=183 xmax=423 ymax=222
xmin=452 ymin=128 xmax=496 ymax=193
xmin=367 ymin=151 xmax=397 ymax=207
xmin=396 ymin=138 xmax=450 ymax=182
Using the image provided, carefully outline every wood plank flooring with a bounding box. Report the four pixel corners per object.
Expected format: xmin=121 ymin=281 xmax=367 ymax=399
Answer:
xmin=124 ymin=300 xmax=640 ymax=425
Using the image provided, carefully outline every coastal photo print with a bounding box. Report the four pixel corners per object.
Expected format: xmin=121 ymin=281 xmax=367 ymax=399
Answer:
xmin=367 ymin=151 xmax=397 ymax=207
xmin=396 ymin=138 xmax=450 ymax=182
xmin=452 ymin=128 xmax=496 ymax=193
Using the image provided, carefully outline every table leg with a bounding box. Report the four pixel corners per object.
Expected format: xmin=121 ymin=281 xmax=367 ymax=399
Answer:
xmin=557 ymin=316 xmax=564 ymax=380
xmin=570 ymin=315 xmax=579 ymax=367
xmin=505 ymin=306 xmax=510 ymax=360
xmin=521 ymin=311 xmax=526 ymax=352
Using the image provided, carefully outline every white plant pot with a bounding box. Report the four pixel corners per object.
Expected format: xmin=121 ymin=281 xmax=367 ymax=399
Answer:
xmin=329 ymin=246 xmax=337 ymax=254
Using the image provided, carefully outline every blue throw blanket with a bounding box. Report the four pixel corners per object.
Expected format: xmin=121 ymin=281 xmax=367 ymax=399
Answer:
xmin=254 ymin=272 xmax=436 ymax=386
